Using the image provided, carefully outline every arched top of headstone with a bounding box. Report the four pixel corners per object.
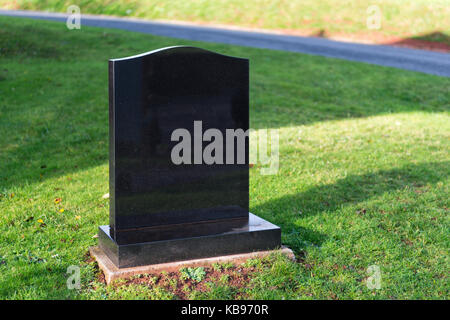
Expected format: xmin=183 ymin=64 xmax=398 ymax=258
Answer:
xmin=109 ymin=45 xmax=249 ymax=99
xmin=110 ymin=45 xmax=248 ymax=64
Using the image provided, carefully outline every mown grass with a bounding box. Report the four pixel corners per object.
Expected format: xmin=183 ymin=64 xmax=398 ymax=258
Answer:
xmin=0 ymin=16 xmax=449 ymax=299
xmin=1 ymin=0 xmax=449 ymax=44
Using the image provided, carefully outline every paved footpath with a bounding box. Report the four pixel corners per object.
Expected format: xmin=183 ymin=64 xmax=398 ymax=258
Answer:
xmin=1 ymin=9 xmax=449 ymax=77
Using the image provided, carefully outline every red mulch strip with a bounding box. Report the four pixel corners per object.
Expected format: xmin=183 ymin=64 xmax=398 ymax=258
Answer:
xmin=109 ymin=265 xmax=257 ymax=300
xmin=384 ymin=38 xmax=450 ymax=53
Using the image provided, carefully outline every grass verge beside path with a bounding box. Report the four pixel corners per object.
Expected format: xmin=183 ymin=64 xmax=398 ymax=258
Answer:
xmin=0 ymin=16 xmax=449 ymax=299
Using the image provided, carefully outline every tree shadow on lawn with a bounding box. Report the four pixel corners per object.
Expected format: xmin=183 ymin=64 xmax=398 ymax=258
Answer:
xmin=0 ymin=263 xmax=77 ymax=299
xmin=252 ymin=161 xmax=449 ymax=253
xmin=0 ymin=117 xmax=109 ymax=192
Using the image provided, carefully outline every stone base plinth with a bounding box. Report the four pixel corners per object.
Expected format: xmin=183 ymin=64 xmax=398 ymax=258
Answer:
xmin=90 ymin=245 xmax=294 ymax=284
xmin=97 ymin=213 xmax=282 ymax=268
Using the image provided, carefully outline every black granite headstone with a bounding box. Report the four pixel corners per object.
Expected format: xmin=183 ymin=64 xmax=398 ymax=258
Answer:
xmin=98 ymin=46 xmax=281 ymax=268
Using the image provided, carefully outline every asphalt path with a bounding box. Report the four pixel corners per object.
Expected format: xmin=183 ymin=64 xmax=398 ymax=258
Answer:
xmin=1 ymin=9 xmax=449 ymax=77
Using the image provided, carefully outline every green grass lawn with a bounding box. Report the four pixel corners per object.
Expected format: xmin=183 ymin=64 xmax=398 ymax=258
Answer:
xmin=2 ymin=0 xmax=449 ymax=45
xmin=0 ymin=16 xmax=449 ymax=300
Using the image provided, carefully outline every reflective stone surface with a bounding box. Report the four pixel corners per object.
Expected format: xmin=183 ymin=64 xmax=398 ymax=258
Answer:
xmin=108 ymin=46 xmax=249 ymax=244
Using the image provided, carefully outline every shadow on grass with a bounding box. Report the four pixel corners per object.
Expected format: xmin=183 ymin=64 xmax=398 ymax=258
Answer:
xmin=0 ymin=115 xmax=109 ymax=191
xmin=384 ymin=31 xmax=450 ymax=52
xmin=0 ymin=263 xmax=77 ymax=299
xmin=253 ymin=161 xmax=449 ymax=252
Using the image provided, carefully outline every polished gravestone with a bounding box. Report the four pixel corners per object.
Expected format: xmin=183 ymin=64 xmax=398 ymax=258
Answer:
xmin=98 ymin=46 xmax=281 ymax=268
